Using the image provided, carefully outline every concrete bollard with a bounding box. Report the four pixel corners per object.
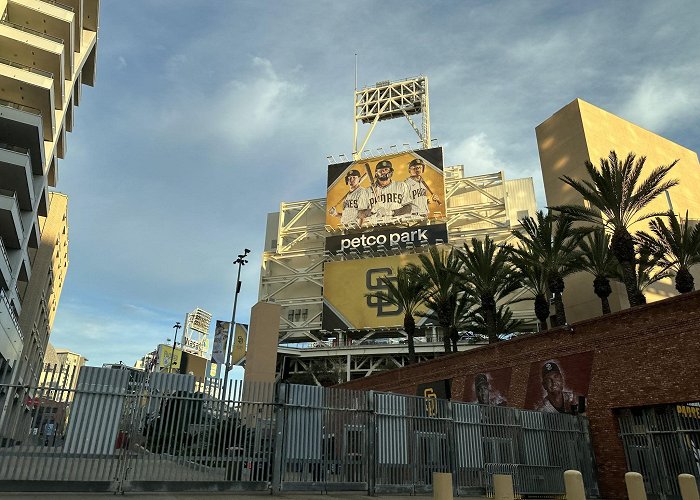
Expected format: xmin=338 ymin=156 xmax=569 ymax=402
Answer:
xmin=433 ymin=472 xmax=453 ymax=500
xmin=564 ymin=469 xmax=586 ymax=500
xmin=493 ymin=474 xmax=515 ymax=500
xmin=625 ymin=472 xmax=647 ymax=500
xmin=679 ymin=474 xmax=700 ymax=500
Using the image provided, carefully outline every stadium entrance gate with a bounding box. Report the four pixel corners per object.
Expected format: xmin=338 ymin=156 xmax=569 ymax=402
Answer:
xmin=618 ymin=404 xmax=700 ymax=500
xmin=0 ymin=365 xmax=599 ymax=496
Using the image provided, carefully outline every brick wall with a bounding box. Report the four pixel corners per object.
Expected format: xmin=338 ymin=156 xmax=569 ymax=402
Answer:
xmin=339 ymin=290 xmax=700 ymax=499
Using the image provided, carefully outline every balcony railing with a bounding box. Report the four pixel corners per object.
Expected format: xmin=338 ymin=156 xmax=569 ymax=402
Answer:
xmin=0 ymin=55 xmax=54 ymax=79
xmin=0 ymin=97 xmax=42 ymax=117
xmin=0 ymin=189 xmax=25 ymax=234
xmin=0 ymin=288 xmax=22 ymax=338
xmin=0 ymin=19 xmax=64 ymax=44
xmin=0 ymin=142 xmax=30 ymax=156
xmin=0 ymin=236 xmax=12 ymax=275
xmin=39 ymin=0 xmax=74 ymax=12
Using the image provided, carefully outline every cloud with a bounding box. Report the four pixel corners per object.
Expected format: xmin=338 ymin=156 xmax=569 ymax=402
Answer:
xmin=446 ymin=133 xmax=506 ymax=175
xmin=116 ymin=56 xmax=127 ymax=70
xmin=620 ymin=66 xmax=700 ymax=133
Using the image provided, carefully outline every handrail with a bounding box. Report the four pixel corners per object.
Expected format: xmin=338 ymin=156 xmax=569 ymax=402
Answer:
xmin=0 ymin=288 xmax=22 ymax=337
xmin=0 ymin=98 xmax=42 ymax=117
xmin=0 ymin=236 xmax=12 ymax=275
xmin=0 ymin=56 xmax=54 ymax=79
xmin=0 ymin=142 xmax=30 ymax=156
xmin=39 ymin=0 xmax=74 ymax=12
xmin=0 ymin=19 xmax=64 ymax=44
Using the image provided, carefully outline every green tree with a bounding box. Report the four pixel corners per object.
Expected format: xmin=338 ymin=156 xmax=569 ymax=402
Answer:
xmin=416 ymin=246 xmax=463 ymax=353
xmin=365 ymin=264 xmax=428 ymax=364
xmin=578 ymin=228 xmax=621 ymax=315
xmin=552 ymin=151 xmax=679 ymax=307
xmin=511 ymin=211 xmax=585 ymax=327
xmin=637 ymin=211 xmax=700 ymax=293
xmin=456 ymin=236 xmax=521 ymax=343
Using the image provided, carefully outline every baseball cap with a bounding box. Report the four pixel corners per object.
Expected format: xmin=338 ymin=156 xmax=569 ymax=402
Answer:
xmin=475 ymin=373 xmax=488 ymax=388
xmin=376 ymin=160 xmax=392 ymax=170
xmin=408 ymin=158 xmax=425 ymax=168
xmin=345 ymin=169 xmax=361 ymax=178
xmin=542 ymin=361 xmax=561 ymax=376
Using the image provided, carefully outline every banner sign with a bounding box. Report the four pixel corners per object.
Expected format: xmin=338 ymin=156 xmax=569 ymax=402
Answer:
xmin=325 ymin=223 xmax=448 ymax=254
xmin=463 ymin=367 xmax=512 ymax=406
xmin=231 ymin=323 xmax=248 ymax=365
xmin=211 ymin=320 xmax=230 ymax=365
xmin=325 ymin=147 xmax=446 ymax=230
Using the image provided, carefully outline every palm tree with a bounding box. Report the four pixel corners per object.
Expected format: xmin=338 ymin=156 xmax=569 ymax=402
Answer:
xmin=634 ymin=241 xmax=674 ymax=304
xmin=578 ymin=228 xmax=621 ymax=314
xmin=416 ymin=246 xmax=463 ymax=353
xmin=365 ymin=264 xmax=427 ymax=364
xmin=461 ymin=305 xmax=526 ymax=343
xmin=552 ymin=151 xmax=679 ymax=307
xmin=511 ymin=211 xmax=585 ymax=327
xmin=456 ymin=236 xmax=521 ymax=343
xmin=637 ymin=211 xmax=700 ymax=293
xmin=510 ymin=254 xmax=550 ymax=332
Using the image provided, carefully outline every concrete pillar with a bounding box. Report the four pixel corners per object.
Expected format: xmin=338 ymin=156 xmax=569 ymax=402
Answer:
xmin=679 ymin=474 xmax=700 ymax=500
xmin=564 ymin=469 xmax=586 ymax=500
xmin=625 ymin=472 xmax=647 ymax=500
xmin=493 ymin=474 xmax=515 ymax=500
xmin=432 ymin=472 xmax=453 ymax=500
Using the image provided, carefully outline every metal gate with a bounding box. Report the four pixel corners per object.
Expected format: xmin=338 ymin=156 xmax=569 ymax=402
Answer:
xmin=0 ymin=365 xmax=600 ymax=495
xmin=618 ymin=403 xmax=700 ymax=500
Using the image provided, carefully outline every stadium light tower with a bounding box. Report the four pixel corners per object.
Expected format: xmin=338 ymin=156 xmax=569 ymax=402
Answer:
xmin=352 ymin=75 xmax=430 ymax=159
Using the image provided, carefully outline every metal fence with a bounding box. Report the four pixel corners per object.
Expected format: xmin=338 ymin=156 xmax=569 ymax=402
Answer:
xmin=0 ymin=365 xmax=599 ymax=496
xmin=618 ymin=403 xmax=700 ymax=500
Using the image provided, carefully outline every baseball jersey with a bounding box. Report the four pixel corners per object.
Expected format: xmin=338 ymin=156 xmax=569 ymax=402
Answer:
xmin=367 ymin=180 xmax=410 ymax=221
xmin=404 ymin=177 xmax=429 ymax=216
xmin=340 ymin=186 xmax=369 ymax=225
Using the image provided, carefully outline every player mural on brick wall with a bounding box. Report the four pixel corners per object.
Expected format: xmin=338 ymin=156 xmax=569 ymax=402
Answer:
xmin=524 ymin=352 xmax=594 ymax=413
xmin=463 ymin=367 xmax=511 ymax=406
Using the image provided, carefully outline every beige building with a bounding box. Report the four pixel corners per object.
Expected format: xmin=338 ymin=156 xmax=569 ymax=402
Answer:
xmin=0 ymin=0 xmax=99 ymax=394
xmin=39 ymin=345 xmax=87 ymax=402
xmin=536 ymin=98 xmax=700 ymax=322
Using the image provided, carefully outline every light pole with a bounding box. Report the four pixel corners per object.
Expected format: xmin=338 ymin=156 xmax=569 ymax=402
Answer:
xmin=222 ymin=248 xmax=250 ymax=395
xmin=169 ymin=322 xmax=182 ymax=374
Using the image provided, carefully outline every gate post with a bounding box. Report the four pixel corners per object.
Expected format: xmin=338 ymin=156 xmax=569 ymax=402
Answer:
xmin=564 ymin=470 xmax=586 ymax=500
xmin=367 ymin=390 xmax=376 ymax=497
xmin=679 ymin=474 xmax=700 ymax=500
xmin=271 ymin=383 xmax=287 ymax=495
xmin=433 ymin=472 xmax=453 ymax=499
xmin=625 ymin=472 xmax=647 ymax=500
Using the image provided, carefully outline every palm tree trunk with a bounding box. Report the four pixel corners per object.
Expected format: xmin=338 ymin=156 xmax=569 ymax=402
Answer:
xmin=611 ymin=228 xmax=642 ymax=306
xmin=548 ymin=274 xmax=567 ymax=326
xmin=534 ymin=293 xmax=549 ymax=331
xmin=450 ymin=327 xmax=459 ymax=352
xmin=482 ymin=296 xmax=499 ymax=344
xmin=600 ymin=295 xmax=611 ymax=315
xmin=439 ymin=324 xmax=451 ymax=353
xmin=593 ymin=276 xmax=612 ymax=315
xmin=676 ymin=267 xmax=695 ymax=293
xmin=404 ymin=314 xmax=416 ymax=364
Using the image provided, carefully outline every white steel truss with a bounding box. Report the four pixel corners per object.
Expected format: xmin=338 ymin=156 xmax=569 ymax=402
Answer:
xmin=353 ymin=76 xmax=430 ymax=159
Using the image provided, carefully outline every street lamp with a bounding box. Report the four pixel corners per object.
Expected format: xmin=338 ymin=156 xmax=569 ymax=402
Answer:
xmin=222 ymin=248 xmax=250 ymax=395
xmin=169 ymin=322 xmax=182 ymax=373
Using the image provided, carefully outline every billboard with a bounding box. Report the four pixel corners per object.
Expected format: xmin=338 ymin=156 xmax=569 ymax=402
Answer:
xmin=524 ymin=351 xmax=594 ymax=413
xmin=322 ymin=252 xmax=429 ymax=330
xmin=326 ymin=147 xmax=446 ymax=230
xmin=231 ymin=323 xmax=248 ymax=365
xmin=157 ymin=344 xmax=183 ymax=372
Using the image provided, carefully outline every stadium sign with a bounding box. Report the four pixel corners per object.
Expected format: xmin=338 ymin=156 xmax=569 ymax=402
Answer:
xmin=325 ymin=223 xmax=448 ymax=254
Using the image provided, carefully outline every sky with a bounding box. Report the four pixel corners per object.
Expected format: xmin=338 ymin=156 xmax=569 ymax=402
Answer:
xmin=49 ymin=0 xmax=700 ymax=368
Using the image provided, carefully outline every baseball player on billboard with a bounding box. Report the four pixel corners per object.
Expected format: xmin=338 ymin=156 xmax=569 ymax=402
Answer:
xmin=361 ymin=160 xmax=412 ymax=224
xmin=404 ymin=158 xmax=441 ymax=218
xmin=328 ymin=169 xmax=369 ymax=227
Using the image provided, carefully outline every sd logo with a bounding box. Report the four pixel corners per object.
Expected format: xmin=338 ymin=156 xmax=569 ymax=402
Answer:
xmin=366 ymin=268 xmax=403 ymax=317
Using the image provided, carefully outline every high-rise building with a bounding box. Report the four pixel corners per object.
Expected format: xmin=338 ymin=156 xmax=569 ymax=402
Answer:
xmin=0 ymin=0 xmax=100 ymax=392
xmin=537 ymin=98 xmax=700 ymax=322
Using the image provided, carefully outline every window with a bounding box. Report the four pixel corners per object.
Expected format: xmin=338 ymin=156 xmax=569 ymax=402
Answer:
xmin=516 ymin=210 xmax=529 ymax=221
